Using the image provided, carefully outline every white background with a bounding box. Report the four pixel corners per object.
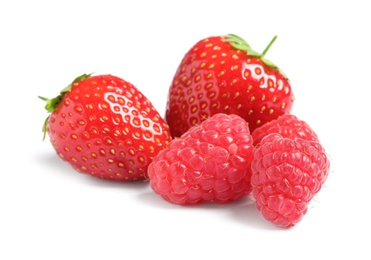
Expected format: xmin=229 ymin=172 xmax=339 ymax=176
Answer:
xmin=1 ymin=0 xmax=370 ymax=259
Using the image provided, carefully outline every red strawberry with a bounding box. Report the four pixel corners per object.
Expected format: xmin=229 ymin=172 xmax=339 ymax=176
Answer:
xmin=251 ymin=114 xmax=319 ymax=147
xmin=251 ymin=133 xmax=330 ymax=228
xmin=39 ymin=74 xmax=172 ymax=181
xmin=165 ymin=34 xmax=294 ymax=137
xmin=147 ymin=113 xmax=254 ymax=205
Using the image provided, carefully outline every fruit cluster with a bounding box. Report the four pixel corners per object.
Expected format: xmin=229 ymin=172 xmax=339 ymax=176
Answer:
xmin=40 ymin=34 xmax=330 ymax=228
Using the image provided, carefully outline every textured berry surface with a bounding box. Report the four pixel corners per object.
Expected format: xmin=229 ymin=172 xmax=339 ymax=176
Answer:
xmin=41 ymin=74 xmax=172 ymax=181
xmin=251 ymin=114 xmax=319 ymax=147
xmin=165 ymin=34 xmax=294 ymax=137
xmin=251 ymin=133 xmax=330 ymax=228
xmin=148 ymin=113 xmax=254 ymax=205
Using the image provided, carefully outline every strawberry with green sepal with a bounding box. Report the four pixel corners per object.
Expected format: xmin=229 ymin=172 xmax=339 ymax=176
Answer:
xmin=40 ymin=74 xmax=172 ymax=181
xmin=165 ymin=34 xmax=294 ymax=137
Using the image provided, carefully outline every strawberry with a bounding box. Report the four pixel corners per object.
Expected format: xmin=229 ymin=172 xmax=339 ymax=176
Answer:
xmin=251 ymin=133 xmax=330 ymax=228
xmin=165 ymin=34 xmax=294 ymax=137
xmin=39 ymin=74 xmax=172 ymax=181
xmin=251 ymin=114 xmax=319 ymax=147
xmin=147 ymin=113 xmax=255 ymax=205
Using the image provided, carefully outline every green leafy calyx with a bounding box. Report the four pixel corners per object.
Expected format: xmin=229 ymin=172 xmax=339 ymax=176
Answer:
xmin=39 ymin=73 xmax=92 ymax=140
xmin=225 ymin=34 xmax=279 ymax=70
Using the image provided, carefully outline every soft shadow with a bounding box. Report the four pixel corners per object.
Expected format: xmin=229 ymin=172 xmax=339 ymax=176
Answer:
xmin=136 ymin=190 xmax=284 ymax=230
xmin=34 ymin=153 xmax=78 ymax=182
xmin=192 ymin=195 xmax=280 ymax=230
xmin=35 ymin=151 xmax=150 ymax=190
xmin=227 ymin=195 xmax=282 ymax=230
xmin=35 ymin=151 xmax=70 ymax=169
xmin=137 ymin=190 xmax=187 ymax=209
xmin=84 ymin=175 xmax=150 ymax=190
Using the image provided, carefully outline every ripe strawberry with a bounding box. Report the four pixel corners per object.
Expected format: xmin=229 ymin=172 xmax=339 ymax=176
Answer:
xmin=251 ymin=133 xmax=330 ymax=228
xmin=147 ymin=113 xmax=254 ymax=205
xmin=165 ymin=34 xmax=294 ymax=137
xmin=251 ymin=114 xmax=319 ymax=147
xmin=39 ymin=74 xmax=172 ymax=181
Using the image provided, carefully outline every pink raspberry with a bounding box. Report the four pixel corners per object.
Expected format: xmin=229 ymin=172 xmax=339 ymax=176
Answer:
xmin=251 ymin=133 xmax=330 ymax=228
xmin=251 ymin=114 xmax=319 ymax=147
xmin=147 ymin=113 xmax=254 ymax=205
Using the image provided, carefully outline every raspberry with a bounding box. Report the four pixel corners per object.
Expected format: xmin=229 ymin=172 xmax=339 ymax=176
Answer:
xmin=251 ymin=114 xmax=319 ymax=147
xmin=147 ymin=113 xmax=254 ymax=205
xmin=251 ymin=133 xmax=330 ymax=228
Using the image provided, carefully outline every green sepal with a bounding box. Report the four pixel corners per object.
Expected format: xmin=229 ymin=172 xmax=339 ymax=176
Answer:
xmin=39 ymin=73 xmax=92 ymax=140
xmin=41 ymin=115 xmax=50 ymax=141
xmin=260 ymin=57 xmax=278 ymax=70
xmin=38 ymin=95 xmax=63 ymax=113
xmin=225 ymin=34 xmax=279 ymax=70
xmin=225 ymin=34 xmax=260 ymax=57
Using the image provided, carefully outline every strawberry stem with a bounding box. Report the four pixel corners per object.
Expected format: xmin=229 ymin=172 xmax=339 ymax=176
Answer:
xmin=225 ymin=34 xmax=287 ymax=80
xmin=225 ymin=34 xmax=279 ymax=69
xmin=261 ymin=35 xmax=278 ymax=58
